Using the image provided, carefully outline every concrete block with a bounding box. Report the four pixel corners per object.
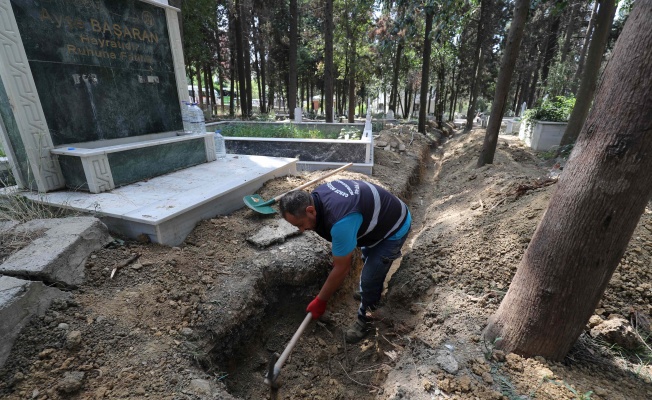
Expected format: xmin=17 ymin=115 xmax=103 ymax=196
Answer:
xmin=0 ymin=217 xmax=112 ymax=287
xmin=0 ymin=276 xmax=69 ymax=368
xmin=247 ymin=218 xmax=300 ymax=248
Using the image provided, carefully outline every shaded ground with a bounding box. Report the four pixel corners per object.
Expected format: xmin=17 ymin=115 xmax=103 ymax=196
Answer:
xmin=1 ymin=126 xmax=652 ymax=400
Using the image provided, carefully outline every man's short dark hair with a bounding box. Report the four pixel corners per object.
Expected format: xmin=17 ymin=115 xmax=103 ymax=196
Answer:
xmin=279 ymin=190 xmax=312 ymax=217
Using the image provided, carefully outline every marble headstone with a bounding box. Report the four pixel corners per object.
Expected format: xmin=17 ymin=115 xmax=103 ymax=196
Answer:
xmin=10 ymin=0 xmax=182 ymax=145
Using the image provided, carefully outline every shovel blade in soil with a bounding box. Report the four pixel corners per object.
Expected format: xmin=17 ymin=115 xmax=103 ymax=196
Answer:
xmin=243 ymin=194 xmax=277 ymax=214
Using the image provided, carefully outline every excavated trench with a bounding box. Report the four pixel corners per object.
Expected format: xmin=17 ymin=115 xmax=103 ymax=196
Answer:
xmin=191 ymin=140 xmax=432 ymax=399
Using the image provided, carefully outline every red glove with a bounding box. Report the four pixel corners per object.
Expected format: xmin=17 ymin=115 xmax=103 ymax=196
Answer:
xmin=306 ymin=296 xmax=327 ymax=320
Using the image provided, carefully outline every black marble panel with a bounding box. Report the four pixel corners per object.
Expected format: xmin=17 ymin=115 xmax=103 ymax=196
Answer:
xmin=10 ymin=0 xmax=182 ymax=145
xmin=225 ymin=139 xmax=367 ymax=163
xmin=108 ymin=139 xmax=207 ymax=187
xmin=0 ymin=78 xmax=29 ymax=185
xmin=58 ymin=155 xmax=89 ymax=190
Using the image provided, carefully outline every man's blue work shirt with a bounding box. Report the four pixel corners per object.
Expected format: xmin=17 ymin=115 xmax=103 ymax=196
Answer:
xmin=330 ymin=210 xmax=412 ymax=256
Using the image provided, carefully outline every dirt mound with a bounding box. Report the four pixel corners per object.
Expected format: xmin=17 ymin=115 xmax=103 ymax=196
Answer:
xmin=1 ymin=127 xmax=652 ymax=400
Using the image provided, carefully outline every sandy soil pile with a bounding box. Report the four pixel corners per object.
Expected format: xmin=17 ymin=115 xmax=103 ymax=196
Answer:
xmin=1 ymin=126 xmax=651 ymax=400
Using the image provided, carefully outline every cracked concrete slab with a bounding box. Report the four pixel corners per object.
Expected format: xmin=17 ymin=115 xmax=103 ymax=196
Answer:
xmin=0 ymin=217 xmax=112 ymax=287
xmin=0 ymin=276 xmax=70 ymax=368
xmin=246 ymin=218 xmax=300 ymax=248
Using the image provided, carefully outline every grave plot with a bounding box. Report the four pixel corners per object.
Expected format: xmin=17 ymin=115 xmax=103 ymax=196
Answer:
xmin=208 ymin=121 xmax=376 ymax=174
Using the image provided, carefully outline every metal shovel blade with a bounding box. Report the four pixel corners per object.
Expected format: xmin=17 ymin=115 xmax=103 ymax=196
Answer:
xmin=243 ymin=194 xmax=277 ymax=214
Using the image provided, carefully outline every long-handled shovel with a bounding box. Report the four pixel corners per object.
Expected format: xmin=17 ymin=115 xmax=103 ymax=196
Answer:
xmin=264 ymin=312 xmax=313 ymax=399
xmin=243 ymin=162 xmax=353 ymax=214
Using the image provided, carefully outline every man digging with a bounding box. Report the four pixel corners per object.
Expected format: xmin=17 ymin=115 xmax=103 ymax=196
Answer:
xmin=279 ymin=179 xmax=411 ymax=343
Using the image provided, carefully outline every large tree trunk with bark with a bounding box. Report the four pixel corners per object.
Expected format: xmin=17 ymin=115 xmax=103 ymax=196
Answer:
xmin=560 ymin=0 xmax=617 ymax=147
xmin=324 ymin=0 xmax=334 ymax=122
xmin=418 ymin=7 xmax=435 ymax=133
xmin=484 ymin=0 xmax=652 ymax=361
xmin=477 ymin=0 xmax=530 ymax=167
xmin=288 ymin=0 xmax=298 ymax=120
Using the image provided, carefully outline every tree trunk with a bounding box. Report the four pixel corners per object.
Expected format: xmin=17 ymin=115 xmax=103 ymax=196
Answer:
xmin=243 ymin=16 xmax=253 ymax=118
xmin=540 ymin=14 xmax=561 ymax=90
xmin=229 ymin=59 xmax=235 ymax=117
xmin=436 ymin=65 xmax=445 ymax=128
xmin=267 ymin=61 xmax=276 ymax=112
xmin=196 ymin=63 xmax=203 ymax=106
xmin=511 ymin=73 xmax=521 ymax=114
xmin=572 ymin=1 xmax=599 ymax=94
xmin=465 ymin=0 xmax=490 ymax=131
xmin=324 ymin=0 xmax=334 ymax=122
xmin=560 ymin=0 xmax=617 ymax=147
xmin=389 ymin=41 xmax=403 ymax=113
xmin=526 ymin=46 xmax=542 ymax=106
xmin=559 ymin=1 xmax=580 ymax=64
xmin=477 ymin=0 xmax=530 ymax=167
xmin=448 ymin=63 xmax=457 ymax=121
xmin=485 ymin=0 xmax=652 ymax=361
xmin=234 ymin=0 xmax=247 ymax=118
xmin=418 ymin=8 xmax=435 ymax=133
xmin=347 ymin=42 xmax=356 ymax=123
xmin=288 ymin=0 xmax=298 ymax=119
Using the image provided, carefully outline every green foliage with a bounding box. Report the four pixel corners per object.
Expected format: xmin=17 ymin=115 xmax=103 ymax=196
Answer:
xmin=523 ymin=96 xmax=575 ymax=128
xmin=219 ymin=123 xmax=351 ymax=140
xmin=0 ymin=143 xmax=5 ymax=157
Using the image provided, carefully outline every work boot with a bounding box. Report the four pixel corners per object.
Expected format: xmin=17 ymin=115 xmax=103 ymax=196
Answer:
xmin=345 ymin=318 xmax=371 ymax=344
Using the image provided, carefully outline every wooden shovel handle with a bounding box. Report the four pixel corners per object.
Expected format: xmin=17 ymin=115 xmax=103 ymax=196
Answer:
xmin=272 ymin=162 xmax=353 ymax=202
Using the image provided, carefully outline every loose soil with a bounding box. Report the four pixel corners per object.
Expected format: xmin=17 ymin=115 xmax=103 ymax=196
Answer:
xmin=1 ymin=126 xmax=651 ymax=400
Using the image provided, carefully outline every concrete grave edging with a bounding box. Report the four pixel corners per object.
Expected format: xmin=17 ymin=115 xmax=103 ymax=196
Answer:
xmin=0 ymin=276 xmax=70 ymax=369
xmin=0 ymin=217 xmax=112 ymax=287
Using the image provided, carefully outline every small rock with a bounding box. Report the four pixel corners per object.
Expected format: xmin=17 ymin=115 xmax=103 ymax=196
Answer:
xmin=57 ymin=371 xmax=84 ymax=394
xmin=13 ymin=372 xmax=24 ymax=382
xmin=134 ymin=387 xmax=146 ymax=395
xmin=594 ymin=386 xmax=607 ymax=397
xmin=136 ymin=234 xmax=150 ymax=243
xmin=181 ymin=328 xmax=193 ymax=337
xmin=65 ymin=331 xmax=82 ymax=350
xmin=505 ymin=353 xmax=524 ymax=372
xmin=457 ymin=375 xmax=472 ymax=392
xmin=188 ymin=379 xmax=212 ymax=396
xmin=435 ymin=350 xmax=459 ymax=374
xmin=57 ymin=323 xmax=69 ymax=330
xmin=131 ymin=263 xmax=143 ymax=271
xmin=96 ymin=316 xmax=106 ymax=323
xmin=588 ymin=315 xmax=603 ymax=328
xmin=39 ymin=349 xmax=56 ymax=359
xmin=492 ymin=350 xmax=506 ymax=362
xmin=482 ymin=372 xmax=493 ymax=384
xmin=535 ymin=366 xmax=554 ymax=380
xmin=590 ymin=316 xmax=641 ymax=350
